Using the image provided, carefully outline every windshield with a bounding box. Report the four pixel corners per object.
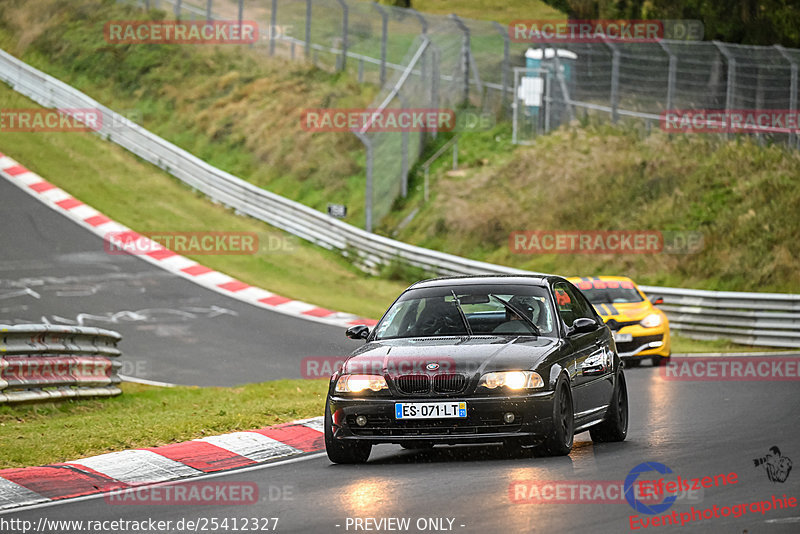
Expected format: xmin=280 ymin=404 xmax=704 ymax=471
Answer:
xmin=373 ymin=284 xmax=555 ymax=339
xmin=574 ymin=279 xmax=644 ymax=304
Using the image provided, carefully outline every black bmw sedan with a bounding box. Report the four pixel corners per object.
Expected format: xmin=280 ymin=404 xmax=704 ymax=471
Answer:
xmin=325 ymin=275 xmax=628 ymax=464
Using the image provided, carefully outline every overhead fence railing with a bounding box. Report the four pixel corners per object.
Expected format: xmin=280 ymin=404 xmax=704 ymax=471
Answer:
xmin=1 ymin=48 xmax=799 ymax=348
xmin=0 ymin=324 xmax=123 ymax=404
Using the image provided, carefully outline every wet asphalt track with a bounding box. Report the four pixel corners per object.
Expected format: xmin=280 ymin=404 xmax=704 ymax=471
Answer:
xmin=0 ymin=178 xmax=361 ymax=386
xmin=2 ymin=178 xmax=799 ymax=533
xmin=5 ymin=365 xmax=799 ymax=533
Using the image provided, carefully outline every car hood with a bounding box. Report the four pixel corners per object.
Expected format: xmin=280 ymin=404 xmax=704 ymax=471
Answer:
xmin=594 ymin=302 xmax=653 ymax=321
xmin=343 ymin=336 xmax=561 ymax=377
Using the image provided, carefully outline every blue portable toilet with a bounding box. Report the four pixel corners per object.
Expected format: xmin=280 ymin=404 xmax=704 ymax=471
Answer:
xmin=522 ymin=48 xmax=578 ymax=126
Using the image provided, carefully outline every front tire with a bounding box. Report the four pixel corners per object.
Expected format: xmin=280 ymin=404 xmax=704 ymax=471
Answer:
xmin=590 ymin=370 xmax=628 ymax=442
xmin=324 ymin=399 xmax=372 ymax=464
xmin=533 ymin=375 xmax=574 ymax=457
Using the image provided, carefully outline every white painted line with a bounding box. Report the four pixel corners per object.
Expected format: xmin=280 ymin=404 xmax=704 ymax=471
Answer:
xmin=199 ymin=432 xmax=299 ymax=462
xmin=118 ymin=374 xmax=177 ymax=388
xmin=68 ymin=450 xmax=201 ymax=485
xmin=0 ymin=478 xmax=49 ymax=510
xmin=0 ymin=452 xmax=327 ymax=515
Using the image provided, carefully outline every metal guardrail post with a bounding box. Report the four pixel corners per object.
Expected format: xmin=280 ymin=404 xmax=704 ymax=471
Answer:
xmin=450 ymin=14 xmax=471 ymax=105
xmin=237 ymin=0 xmax=243 ymax=25
xmin=174 ymin=0 xmax=182 ymax=20
xmin=305 ymin=0 xmax=312 ymax=59
xmin=775 ymin=45 xmax=798 ymax=148
xmin=205 ymin=0 xmax=212 ymax=21
xmin=714 ymin=41 xmax=735 ymax=139
xmin=335 ymin=0 xmax=348 ymax=71
xmin=658 ymin=41 xmax=677 ymax=111
xmin=372 ymin=3 xmax=388 ymax=85
xmin=605 ymin=39 xmax=620 ymax=123
xmin=269 ymin=0 xmax=278 ymax=56
xmin=492 ymin=21 xmax=510 ymax=116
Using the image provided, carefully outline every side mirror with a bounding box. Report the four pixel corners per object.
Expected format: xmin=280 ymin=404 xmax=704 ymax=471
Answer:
xmin=346 ymin=325 xmax=370 ymax=340
xmin=569 ymin=317 xmax=597 ymax=335
xmin=651 ymin=296 xmax=664 ymax=305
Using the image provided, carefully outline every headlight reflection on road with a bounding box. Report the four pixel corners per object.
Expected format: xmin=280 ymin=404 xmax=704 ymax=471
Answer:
xmin=649 ymin=369 xmax=677 ymax=447
xmin=337 ymin=478 xmax=396 ymax=517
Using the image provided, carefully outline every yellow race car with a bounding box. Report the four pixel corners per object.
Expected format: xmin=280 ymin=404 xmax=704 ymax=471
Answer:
xmin=567 ymin=276 xmax=670 ymax=366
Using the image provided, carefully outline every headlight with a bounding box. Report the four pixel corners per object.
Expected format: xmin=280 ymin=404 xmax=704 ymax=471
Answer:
xmin=334 ymin=374 xmax=388 ymax=393
xmin=640 ymin=313 xmax=662 ymax=328
xmin=478 ymin=371 xmax=544 ymax=390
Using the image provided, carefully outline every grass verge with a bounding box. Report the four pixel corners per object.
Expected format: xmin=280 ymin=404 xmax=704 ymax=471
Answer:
xmin=0 ymin=380 xmax=327 ymax=469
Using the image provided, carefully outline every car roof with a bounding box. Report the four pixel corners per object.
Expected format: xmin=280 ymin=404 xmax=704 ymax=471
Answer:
xmin=409 ymin=274 xmax=560 ymax=290
xmin=566 ymin=275 xmax=636 ymax=284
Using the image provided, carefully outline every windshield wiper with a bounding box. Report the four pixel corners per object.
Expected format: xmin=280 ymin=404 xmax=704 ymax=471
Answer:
xmin=450 ymin=291 xmax=473 ymax=336
xmin=489 ymin=295 xmax=541 ymax=336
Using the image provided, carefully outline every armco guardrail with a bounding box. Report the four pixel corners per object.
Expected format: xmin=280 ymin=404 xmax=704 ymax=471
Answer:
xmin=0 ymin=49 xmax=798 ymax=348
xmin=638 ymin=286 xmax=800 ymax=349
xmin=0 ymin=324 xmax=122 ymax=404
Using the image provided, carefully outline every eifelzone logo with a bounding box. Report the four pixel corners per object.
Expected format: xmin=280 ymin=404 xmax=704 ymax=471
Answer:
xmin=754 ymin=446 xmax=793 ymax=483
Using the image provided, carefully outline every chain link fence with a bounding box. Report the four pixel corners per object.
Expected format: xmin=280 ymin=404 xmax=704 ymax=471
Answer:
xmin=126 ymin=0 xmax=800 ymax=228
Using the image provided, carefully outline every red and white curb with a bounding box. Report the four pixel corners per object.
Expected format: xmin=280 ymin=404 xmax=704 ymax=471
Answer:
xmin=0 ymin=416 xmax=324 ymax=511
xmin=0 ymin=151 xmax=377 ymax=329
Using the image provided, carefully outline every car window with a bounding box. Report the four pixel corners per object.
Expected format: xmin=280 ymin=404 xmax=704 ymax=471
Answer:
xmin=372 ymin=284 xmax=555 ymax=339
xmin=554 ymin=282 xmax=596 ymax=327
xmin=573 ymin=279 xmax=644 ymax=304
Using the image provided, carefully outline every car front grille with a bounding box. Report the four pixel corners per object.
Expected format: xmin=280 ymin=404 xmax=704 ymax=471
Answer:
xmin=616 ymin=334 xmax=663 ymax=354
xmin=393 ymin=373 xmax=469 ymax=395
xmin=395 ymin=375 xmax=430 ymax=394
xmin=432 ymin=374 xmax=467 ymax=393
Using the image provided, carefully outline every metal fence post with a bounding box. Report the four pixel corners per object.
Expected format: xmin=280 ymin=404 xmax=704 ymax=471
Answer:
xmin=658 ymin=41 xmax=677 ymax=111
xmin=305 ymin=0 xmax=312 ymax=59
xmin=714 ymin=41 xmax=735 ymax=139
xmin=174 ymin=0 xmax=182 ymax=20
xmin=335 ymin=0 xmax=348 ymax=71
xmin=206 ymin=0 xmax=212 ymax=21
xmin=605 ymin=39 xmax=620 ymax=123
xmin=269 ymin=0 xmax=278 ymax=56
xmin=373 ymin=3 xmax=389 ymax=85
xmin=450 ymin=14 xmax=471 ymax=105
xmin=775 ymin=45 xmax=798 ymax=148
xmin=492 ymin=21 xmax=510 ymax=117
xmin=399 ymin=95 xmax=409 ymax=197
xmin=429 ymin=41 xmax=440 ymax=140
xmin=237 ymin=0 xmax=243 ymax=25
xmin=353 ymin=132 xmax=374 ymax=232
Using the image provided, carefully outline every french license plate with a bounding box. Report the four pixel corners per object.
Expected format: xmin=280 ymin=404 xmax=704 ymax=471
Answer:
xmin=614 ymin=332 xmax=633 ymax=342
xmin=395 ymin=402 xmax=467 ymax=420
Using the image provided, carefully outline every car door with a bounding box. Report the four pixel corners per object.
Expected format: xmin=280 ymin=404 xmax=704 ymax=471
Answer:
xmin=554 ymin=282 xmax=612 ymax=422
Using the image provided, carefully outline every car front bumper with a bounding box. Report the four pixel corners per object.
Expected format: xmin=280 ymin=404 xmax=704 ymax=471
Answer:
xmin=328 ymin=392 xmax=555 ymax=445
